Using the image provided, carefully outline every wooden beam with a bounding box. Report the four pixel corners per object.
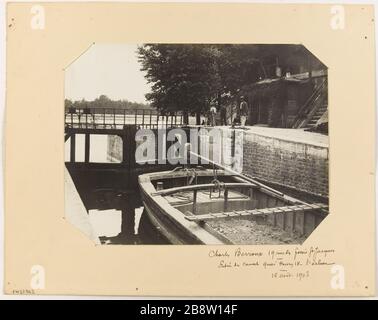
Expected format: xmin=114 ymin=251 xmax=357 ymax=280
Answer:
xmin=152 ymin=182 xmax=258 ymax=197
xmin=84 ymin=133 xmax=90 ymax=163
xmin=184 ymin=203 xmax=328 ymax=222
xmin=70 ymin=134 xmax=76 ymax=163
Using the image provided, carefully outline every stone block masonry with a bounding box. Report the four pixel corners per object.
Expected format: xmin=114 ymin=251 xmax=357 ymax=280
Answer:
xmin=241 ymin=128 xmax=328 ymax=197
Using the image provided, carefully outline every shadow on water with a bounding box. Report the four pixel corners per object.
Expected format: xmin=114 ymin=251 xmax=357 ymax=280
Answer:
xmin=66 ymin=164 xmax=170 ymax=245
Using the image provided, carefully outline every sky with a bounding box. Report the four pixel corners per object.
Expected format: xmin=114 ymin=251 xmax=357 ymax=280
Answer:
xmin=64 ymin=43 xmax=151 ymax=104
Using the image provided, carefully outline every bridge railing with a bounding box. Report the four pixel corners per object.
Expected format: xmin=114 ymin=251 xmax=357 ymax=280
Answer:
xmin=65 ymin=107 xmax=184 ymax=130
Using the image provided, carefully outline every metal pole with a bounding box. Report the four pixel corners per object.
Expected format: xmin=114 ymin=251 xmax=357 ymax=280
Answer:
xmin=224 ymin=189 xmax=229 ymax=211
xmin=193 ymin=189 xmax=197 ymax=214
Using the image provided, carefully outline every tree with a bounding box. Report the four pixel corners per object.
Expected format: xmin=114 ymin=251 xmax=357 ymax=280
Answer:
xmin=138 ymin=44 xmax=320 ymax=124
xmin=138 ymin=44 xmax=221 ymax=124
xmin=138 ymin=44 xmax=272 ymax=124
xmin=64 ymin=95 xmax=152 ymax=112
xmin=64 ymin=98 xmax=73 ymax=109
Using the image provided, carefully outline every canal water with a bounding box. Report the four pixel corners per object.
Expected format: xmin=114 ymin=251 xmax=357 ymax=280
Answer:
xmin=65 ymin=134 xmax=169 ymax=245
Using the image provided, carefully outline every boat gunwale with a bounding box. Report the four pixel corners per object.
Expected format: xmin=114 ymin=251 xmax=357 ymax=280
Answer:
xmin=139 ymin=170 xmax=227 ymax=244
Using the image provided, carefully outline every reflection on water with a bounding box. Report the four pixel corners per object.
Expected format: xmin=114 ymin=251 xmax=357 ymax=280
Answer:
xmin=82 ymin=185 xmax=169 ymax=245
xmin=65 ymin=134 xmax=120 ymax=163
xmin=88 ymin=206 xmax=147 ymax=244
xmin=76 ymin=184 xmax=170 ymax=245
xmin=66 ymin=134 xmax=170 ymax=245
xmin=89 ymin=209 xmax=122 ymax=237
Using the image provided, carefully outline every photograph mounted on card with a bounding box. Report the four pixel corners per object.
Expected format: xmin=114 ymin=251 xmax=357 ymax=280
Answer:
xmin=4 ymin=3 xmax=375 ymax=296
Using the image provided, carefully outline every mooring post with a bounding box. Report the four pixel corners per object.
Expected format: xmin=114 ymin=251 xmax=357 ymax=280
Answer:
xmin=70 ymin=134 xmax=76 ymax=162
xmin=129 ymin=125 xmax=137 ymax=167
xmin=121 ymin=125 xmax=137 ymax=167
xmin=85 ymin=133 xmax=90 ymax=163
xmin=122 ymin=128 xmax=128 ymax=166
xmin=121 ymin=193 xmax=137 ymax=239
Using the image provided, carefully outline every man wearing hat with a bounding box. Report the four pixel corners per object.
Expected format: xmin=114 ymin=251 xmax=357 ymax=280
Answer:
xmin=239 ymin=96 xmax=248 ymax=127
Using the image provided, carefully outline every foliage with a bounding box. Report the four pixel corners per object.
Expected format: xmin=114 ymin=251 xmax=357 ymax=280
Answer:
xmin=137 ymin=44 xmax=302 ymax=123
xmin=64 ymin=95 xmax=152 ymax=111
xmin=138 ymin=44 xmax=221 ymax=117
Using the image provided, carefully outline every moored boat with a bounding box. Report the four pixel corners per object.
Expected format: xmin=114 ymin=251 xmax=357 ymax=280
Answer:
xmin=138 ymin=167 xmax=328 ymax=245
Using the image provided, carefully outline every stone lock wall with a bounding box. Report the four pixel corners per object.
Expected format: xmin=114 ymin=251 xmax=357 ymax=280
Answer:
xmin=242 ymin=131 xmax=328 ymax=197
xmin=200 ymin=127 xmax=328 ymax=197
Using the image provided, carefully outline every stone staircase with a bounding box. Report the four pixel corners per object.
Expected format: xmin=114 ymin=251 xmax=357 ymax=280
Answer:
xmin=292 ymin=78 xmax=328 ymax=130
xmin=303 ymin=103 xmax=328 ymax=130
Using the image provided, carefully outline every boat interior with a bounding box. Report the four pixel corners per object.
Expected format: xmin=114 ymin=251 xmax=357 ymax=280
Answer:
xmin=147 ymin=167 xmax=328 ymax=244
xmin=151 ymin=167 xmax=287 ymax=215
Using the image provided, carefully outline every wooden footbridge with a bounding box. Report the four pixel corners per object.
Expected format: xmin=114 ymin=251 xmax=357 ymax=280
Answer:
xmin=65 ymin=107 xmax=185 ymax=166
xmin=65 ymin=107 xmax=191 ymax=197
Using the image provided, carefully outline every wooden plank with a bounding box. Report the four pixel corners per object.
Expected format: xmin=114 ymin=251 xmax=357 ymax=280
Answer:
xmin=267 ymin=197 xmax=277 ymax=226
xmin=294 ymin=209 xmax=305 ymax=235
xmin=304 ymin=211 xmax=316 ymax=236
xmin=276 ymin=212 xmax=285 ymax=229
xmin=152 ymin=182 xmax=258 ymax=197
xmin=284 ymin=212 xmax=295 ymax=233
xmin=184 ymin=203 xmax=327 ymax=222
xmin=258 ymin=193 xmax=268 ymax=209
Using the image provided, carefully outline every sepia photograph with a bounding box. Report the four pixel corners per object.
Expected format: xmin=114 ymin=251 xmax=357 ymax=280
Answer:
xmin=3 ymin=1 xmax=376 ymax=298
xmin=64 ymin=44 xmax=329 ymax=245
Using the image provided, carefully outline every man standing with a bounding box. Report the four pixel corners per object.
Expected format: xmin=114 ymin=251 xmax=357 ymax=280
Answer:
xmin=210 ymin=105 xmax=217 ymax=126
xmin=239 ymin=96 xmax=248 ymax=127
xmin=230 ymin=102 xmax=238 ymax=126
xmin=220 ymin=105 xmax=227 ymax=126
